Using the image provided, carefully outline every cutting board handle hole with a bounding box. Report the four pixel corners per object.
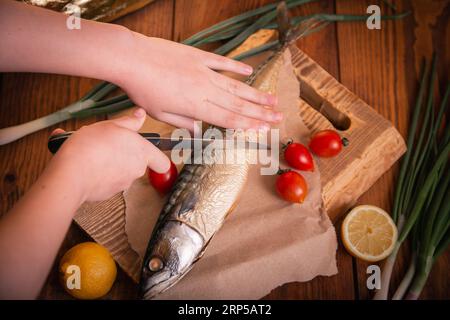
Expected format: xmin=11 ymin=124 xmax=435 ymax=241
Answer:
xmin=299 ymin=80 xmax=351 ymax=131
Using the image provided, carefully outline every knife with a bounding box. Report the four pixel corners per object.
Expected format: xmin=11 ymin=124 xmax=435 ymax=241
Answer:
xmin=47 ymin=131 xmax=270 ymax=154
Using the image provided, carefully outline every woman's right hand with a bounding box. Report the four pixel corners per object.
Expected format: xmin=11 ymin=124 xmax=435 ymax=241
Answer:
xmin=49 ymin=108 xmax=170 ymax=202
xmin=115 ymin=34 xmax=282 ymax=131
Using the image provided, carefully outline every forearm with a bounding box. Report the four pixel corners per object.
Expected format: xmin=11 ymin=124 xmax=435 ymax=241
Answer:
xmin=0 ymin=157 xmax=86 ymax=299
xmin=0 ymin=0 xmax=131 ymax=84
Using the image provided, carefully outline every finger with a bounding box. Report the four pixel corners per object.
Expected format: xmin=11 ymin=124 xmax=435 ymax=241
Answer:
xmin=157 ymin=112 xmax=197 ymax=132
xmin=50 ymin=128 xmax=66 ymax=137
xmin=202 ymin=52 xmax=253 ymax=75
xmin=196 ymin=100 xmax=270 ymax=131
xmin=211 ymin=72 xmax=277 ymax=107
xmin=211 ymin=87 xmax=282 ymax=123
xmin=109 ymin=108 xmax=146 ymax=132
xmin=140 ymin=138 xmax=171 ymax=174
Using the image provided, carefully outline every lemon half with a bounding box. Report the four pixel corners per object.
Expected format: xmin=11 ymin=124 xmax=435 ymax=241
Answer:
xmin=341 ymin=205 xmax=398 ymax=262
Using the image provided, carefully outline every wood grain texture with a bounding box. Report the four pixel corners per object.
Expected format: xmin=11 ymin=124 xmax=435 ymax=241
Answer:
xmin=292 ymin=47 xmax=406 ymax=219
xmin=0 ymin=0 xmax=448 ymax=300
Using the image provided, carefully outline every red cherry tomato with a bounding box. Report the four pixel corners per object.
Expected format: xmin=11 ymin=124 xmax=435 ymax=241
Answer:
xmin=309 ymin=129 xmax=347 ymax=158
xmin=284 ymin=142 xmax=314 ymax=171
xmin=276 ymin=170 xmax=308 ymax=203
xmin=148 ymin=161 xmax=178 ymax=194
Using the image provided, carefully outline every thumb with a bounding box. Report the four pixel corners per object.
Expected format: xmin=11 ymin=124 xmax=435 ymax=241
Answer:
xmin=50 ymin=128 xmax=66 ymax=137
xmin=142 ymin=139 xmax=171 ymax=174
xmin=110 ymin=108 xmax=146 ymax=132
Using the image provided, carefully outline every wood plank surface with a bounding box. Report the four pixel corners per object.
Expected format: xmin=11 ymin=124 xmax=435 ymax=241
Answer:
xmin=0 ymin=0 xmax=448 ymax=300
xmin=335 ymin=0 xmax=410 ymax=300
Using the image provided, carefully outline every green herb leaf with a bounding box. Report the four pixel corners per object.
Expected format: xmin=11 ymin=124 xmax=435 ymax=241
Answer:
xmin=391 ymin=61 xmax=428 ymax=223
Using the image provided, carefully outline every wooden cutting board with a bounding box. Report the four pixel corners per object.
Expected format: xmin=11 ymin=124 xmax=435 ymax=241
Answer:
xmin=74 ymin=31 xmax=406 ymax=282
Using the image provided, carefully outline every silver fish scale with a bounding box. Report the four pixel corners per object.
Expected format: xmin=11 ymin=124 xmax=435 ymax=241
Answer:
xmin=161 ymin=161 xmax=248 ymax=241
xmin=162 ymin=164 xmax=207 ymax=217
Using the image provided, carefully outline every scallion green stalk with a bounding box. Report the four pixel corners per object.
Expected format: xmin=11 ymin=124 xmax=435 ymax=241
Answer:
xmin=392 ymin=252 xmax=416 ymax=300
xmin=375 ymin=54 xmax=449 ymax=300
xmin=213 ymin=0 xmax=316 ymax=56
xmin=391 ymin=61 xmax=429 ymax=223
xmin=182 ymin=0 xmax=303 ymax=46
xmin=0 ymin=82 xmax=117 ymax=145
xmin=406 ymin=185 xmax=449 ymax=299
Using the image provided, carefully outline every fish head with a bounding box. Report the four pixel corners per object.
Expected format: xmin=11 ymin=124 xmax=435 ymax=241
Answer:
xmin=140 ymin=221 xmax=204 ymax=299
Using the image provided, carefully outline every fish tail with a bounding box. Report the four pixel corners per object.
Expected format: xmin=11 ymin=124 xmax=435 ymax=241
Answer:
xmin=276 ymin=1 xmax=330 ymax=46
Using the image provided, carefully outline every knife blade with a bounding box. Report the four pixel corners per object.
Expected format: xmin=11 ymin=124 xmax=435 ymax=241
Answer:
xmin=47 ymin=131 xmax=270 ymax=154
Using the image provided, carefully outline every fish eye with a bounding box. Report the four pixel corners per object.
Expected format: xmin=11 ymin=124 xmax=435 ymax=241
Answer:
xmin=148 ymin=256 xmax=164 ymax=272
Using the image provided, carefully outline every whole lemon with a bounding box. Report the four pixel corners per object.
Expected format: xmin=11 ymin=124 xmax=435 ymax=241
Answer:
xmin=59 ymin=242 xmax=117 ymax=299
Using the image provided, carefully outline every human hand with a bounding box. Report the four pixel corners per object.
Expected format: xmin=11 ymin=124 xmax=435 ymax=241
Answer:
xmin=0 ymin=109 xmax=169 ymax=299
xmin=115 ymin=34 xmax=282 ymax=131
xmin=48 ymin=108 xmax=170 ymax=202
xmin=1 ymin=2 xmax=281 ymax=134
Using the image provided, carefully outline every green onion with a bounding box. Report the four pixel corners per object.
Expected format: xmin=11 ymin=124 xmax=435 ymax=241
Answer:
xmin=397 ymin=56 xmax=437 ymax=224
xmin=192 ymin=11 xmax=409 ymax=48
xmin=434 ymin=228 xmax=450 ymax=260
xmin=391 ymin=61 xmax=429 ymax=223
xmin=80 ymin=81 xmax=109 ymax=101
xmin=392 ymin=251 xmax=416 ymax=300
xmin=0 ymin=82 xmax=117 ymax=145
xmin=70 ymin=99 xmax=135 ymax=118
xmin=190 ymin=20 xmax=251 ymax=47
xmin=88 ymin=94 xmax=130 ymax=109
xmin=398 ymin=142 xmax=449 ymax=244
xmin=374 ymin=55 xmax=449 ymax=300
xmin=182 ymin=0 xmax=302 ymax=46
xmin=406 ymin=174 xmax=449 ymax=300
xmin=214 ymin=0 xmax=316 ymax=56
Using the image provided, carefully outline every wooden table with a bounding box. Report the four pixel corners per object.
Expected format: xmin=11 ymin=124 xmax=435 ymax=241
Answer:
xmin=0 ymin=0 xmax=448 ymax=300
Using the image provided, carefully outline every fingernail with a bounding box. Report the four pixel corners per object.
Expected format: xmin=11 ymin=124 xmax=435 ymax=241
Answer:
xmin=259 ymin=123 xmax=270 ymax=132
xmin=273 ymin=112 xmax=283 ymax=122
xmin=134 ymin=108 xmax=145 ymax=117
xmin=164 ymin=160 xmax=171 ymax=172
xmin=244 ymin=65 xmax=253 ymax=74
xmin=267 ymin=95 xmax=277 ymax=106
xmin=51 ymin=128 xmax=65 ymax=136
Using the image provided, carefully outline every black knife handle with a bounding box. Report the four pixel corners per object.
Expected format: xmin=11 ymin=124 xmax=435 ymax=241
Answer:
xmin=47 ymin=131 xmax=161 ymax=154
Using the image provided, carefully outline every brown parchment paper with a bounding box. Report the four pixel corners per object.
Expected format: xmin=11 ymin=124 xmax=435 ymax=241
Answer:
xmin=125 ymin=49 xmax=338 ymax=299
